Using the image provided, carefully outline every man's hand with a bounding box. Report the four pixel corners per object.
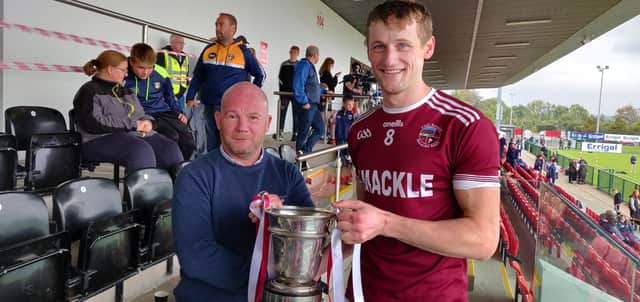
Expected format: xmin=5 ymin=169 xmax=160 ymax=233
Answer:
xmin=333 ymin=199 xmax=389 ymax=244
xmin=248 ymin=194 xmax=284 ymax=223
xmin=186 ymin=100 xmax=199 ymax=108
xmin=136 ymin=120 xmax=153 ymax=133
xmin=302 ymin=103 xmax=311 ymax=110
xmin=178 ymin=113 xmax=188 ymax=124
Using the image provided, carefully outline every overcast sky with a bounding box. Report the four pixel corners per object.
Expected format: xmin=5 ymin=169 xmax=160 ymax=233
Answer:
xmin=476 ymin=14 xmax=640 ymax=116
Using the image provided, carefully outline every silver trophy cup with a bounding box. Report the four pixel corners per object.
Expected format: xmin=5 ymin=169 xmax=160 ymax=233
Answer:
xmin=262 ymin=206 xmax=336 ymax=302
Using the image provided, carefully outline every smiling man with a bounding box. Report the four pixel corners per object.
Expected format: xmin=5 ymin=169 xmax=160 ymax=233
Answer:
xmin=334 ymin=1 xmax=501 ymax=301
xmin=172 ymin=82 xmax=314 ymax=302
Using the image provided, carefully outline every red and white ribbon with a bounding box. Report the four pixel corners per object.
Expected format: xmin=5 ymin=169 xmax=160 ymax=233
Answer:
xmin=0 ymin=60 xmax=83 ymax=72
xmin=0 ymin=20 xmax=198 ymax=58
xmin=0 ymin=20 xmax=132 ymax=52
xmin=248 ymin=194 xmax=272 ymax=302
xmin=351 ymin=243 xmax=364 ymax=302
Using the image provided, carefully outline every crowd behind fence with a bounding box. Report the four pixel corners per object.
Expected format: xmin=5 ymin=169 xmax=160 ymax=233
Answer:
xmin=525 ymin=140 xmax=640 ymax=199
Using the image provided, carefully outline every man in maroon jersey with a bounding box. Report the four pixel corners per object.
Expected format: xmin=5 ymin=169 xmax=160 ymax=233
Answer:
xmin=334 ymin=1 xmax=500 ymax=301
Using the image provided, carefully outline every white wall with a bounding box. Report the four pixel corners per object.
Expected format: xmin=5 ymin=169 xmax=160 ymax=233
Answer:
xmin=1 ymin=0 xmax=367 ymax=132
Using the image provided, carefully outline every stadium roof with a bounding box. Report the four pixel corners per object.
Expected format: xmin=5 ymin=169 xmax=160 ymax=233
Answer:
xmin=320 ymin=0 xmax=640 ymax=89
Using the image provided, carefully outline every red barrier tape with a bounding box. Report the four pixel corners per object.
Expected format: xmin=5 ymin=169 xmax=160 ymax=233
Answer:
xmin=0 ymin=60 xmax=191 ymax=81
xmin=0 ymin=20 xmax=198 ymax=58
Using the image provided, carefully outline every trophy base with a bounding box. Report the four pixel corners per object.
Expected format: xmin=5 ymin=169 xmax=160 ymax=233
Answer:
xmin=262 ymin=279 xmax=323 ymax=302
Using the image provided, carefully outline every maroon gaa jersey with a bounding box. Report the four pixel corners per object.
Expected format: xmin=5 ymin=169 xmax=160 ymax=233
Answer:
xmin=346 ymin=89 xmax=500 ymax=302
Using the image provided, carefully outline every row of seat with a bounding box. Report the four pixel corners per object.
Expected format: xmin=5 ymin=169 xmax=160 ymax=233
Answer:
xmin=0 ymin=167 xmax=182 ymax=302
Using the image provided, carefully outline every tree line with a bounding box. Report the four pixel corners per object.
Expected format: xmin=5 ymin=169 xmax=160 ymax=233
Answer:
xmin=450 ymin=90 xmax=640 ymax=134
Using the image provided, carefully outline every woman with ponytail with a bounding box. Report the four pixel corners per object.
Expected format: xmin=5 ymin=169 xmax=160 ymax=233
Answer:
xmin=73 ymin=50 xmax=183 ymax=175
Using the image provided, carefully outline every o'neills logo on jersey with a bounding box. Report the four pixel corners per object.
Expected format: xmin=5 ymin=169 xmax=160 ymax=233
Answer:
xmin=383 ymin=120 xmax=404 ymax=128
xmin=359 ymin=169 xmax=433 ymax=198
xmin=357 ymin=128 xmax=372 ymax=140
xmin=417 ymin=124 xmax=442 ymax=148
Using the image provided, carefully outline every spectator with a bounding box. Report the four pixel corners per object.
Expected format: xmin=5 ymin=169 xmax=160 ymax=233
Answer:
xmin=293 ymin=45 xmax=325 ymax=157
xmin=274 ymin=46 xmax=300 ymax=141
xmin=172 ymin=82 xmax=314 ymax=301
xmin=540 ymin=142 xmax=548 ymax=158
xmin=506 ymin=142 xmax=519 ymax=169
xmin=533 ymin=154 xmax=544 ymax=177
xmin=124 ymin=43 xmax=195 ymax=160
xmin=630 ymin=190 xmax=640 ymax=221
xmin=547 ymin=157 xmax=558 ymax=185
xmin=613 ymin=187 xmax=623 ymax=213
xmin=186 ymin=13 xmax=264 ymax=151
xmin=631 ymin=154 xmax=637 ymax=174
xmin=617 ymin=214 xmax=639 ymax=246
xmin=599 ymin=210 xmax=624 ymax=239
xmin=499 ymin=133 xmax=506 ymax=158
xmin=334 ymin=2 xmax=500 ymax=300
xmin=334 ymin=95 xmax=359 ymax=164
xmin=577 ymin=160 xmax=587 ymax=184
xmin=156 ymin=34 xmax=190 ymax=111
xmin=568 ymin=159 xmax=577 ymax=184
xmin=73 ymin=50 xmax=183 ymax=175
xmin=319 ymin=57 xmax=339 ymax=93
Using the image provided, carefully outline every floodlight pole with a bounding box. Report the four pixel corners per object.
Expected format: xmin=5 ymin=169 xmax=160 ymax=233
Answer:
xmin=596 ymin=65 xmax=609 ymax=133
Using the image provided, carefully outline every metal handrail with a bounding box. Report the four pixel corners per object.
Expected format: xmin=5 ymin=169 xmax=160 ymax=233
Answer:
xmin=273 ymin=91 xmax=377 ymax=100
xmin=297 ymin=144 xmax=347 ymax=162
xmin=54 ymin=0 xmax=211 ymax=44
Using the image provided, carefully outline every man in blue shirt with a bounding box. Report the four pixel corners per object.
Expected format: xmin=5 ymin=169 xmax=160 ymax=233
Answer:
xmin=172 ymin=82 xmax=313 ymax=302
xmin=293 ymin=45 xmax=325 ymax=155
xmin=631 ymin=154 xmax=637 ymax=174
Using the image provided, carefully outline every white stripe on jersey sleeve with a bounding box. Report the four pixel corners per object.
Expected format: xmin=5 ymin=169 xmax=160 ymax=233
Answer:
xmin=453 ymin=173 xmax=500 ymax=190
xmin=453 ymin=180 xmax=501 ymax=190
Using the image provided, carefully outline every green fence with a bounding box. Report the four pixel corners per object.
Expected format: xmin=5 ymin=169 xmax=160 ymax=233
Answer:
xmin=526 ymin=144 xmax=640 ymax=199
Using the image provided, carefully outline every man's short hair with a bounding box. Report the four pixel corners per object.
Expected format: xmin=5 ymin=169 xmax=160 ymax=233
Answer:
xmin=366 ymin=0 xmax=433 ymax=45
xmin=219 ymin=13 xmax=237 ymax=27
xmin=290 ymin=46 xmax=300 ymax=52
xmin=305 ymin=45 xmax=319 ymax=58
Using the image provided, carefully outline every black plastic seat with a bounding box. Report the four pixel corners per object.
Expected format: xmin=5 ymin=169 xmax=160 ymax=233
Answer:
xmin=5 ymin=106 xmax=67 ymax=151
xmin=169 ymin=161 xmax=191 ymax=181
xmin=52 ymin=178 xmax=139 ymax=298
xmin=68 ymin=109 xmax=121 ymax=183
xmin=25 ymin=132 xmax=81 ymax=192
xmin=265 ymin=146 xmax=280 ymax=158
xmin=0 ymin=133 xmax=17 ymax=148
xmin=0 ymin=192 xmax=71 ymax=302
xmin=279 ymin=144 xmax=297 ymax=164
xmin=0 ymin=147 xmax=17 ymax=191
xmin=123 ymin=168 xmax=174 ymax=266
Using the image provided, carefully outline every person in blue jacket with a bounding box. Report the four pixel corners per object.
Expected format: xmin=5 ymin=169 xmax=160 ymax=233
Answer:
xmin=172 ymin=82 xmax=313 ymax=302
xmin=293 ymin=45 xmax=325 ymax=155
xmin=124 ymin=43 xmax=195 ymax=160
xmin=185 ymin=13 xmax=264 ymax=152
xmin=334 ymin=95 xmax=359 ymax=164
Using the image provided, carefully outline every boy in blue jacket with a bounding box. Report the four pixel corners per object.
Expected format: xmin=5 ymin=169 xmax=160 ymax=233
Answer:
xmin=125 ymin=43 xmax=195 ymax=160
xmin=334 ymin=96 xmax=359 ymax=164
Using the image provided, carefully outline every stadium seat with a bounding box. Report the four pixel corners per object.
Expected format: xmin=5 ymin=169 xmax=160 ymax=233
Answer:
xmin=279 ymin=144 xmax=297 ymax=164
xmin=25 ymin=132 xmax=81 ymax=191
xmin=68 ymin=109 xmax=121 ymax=183
xmin=0 ymin=133 xmax=16 ymax=148
xmin=0 ymin=192 xmax=70 ymax=302
xmin=123 ymin=168 xmax=174 ymax=266
xmin=52 ymin=178 xmax=139 ymax=298
xmin=0 ymin=147 xmax=17 ymax=191
xmin=4 ymin=106 xmax=67 ymax=151
xmin=169 ymin=160 xmax=191 ymax=181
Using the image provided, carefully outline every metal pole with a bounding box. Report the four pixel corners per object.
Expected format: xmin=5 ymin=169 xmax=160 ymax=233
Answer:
xmin=596 ymin=65 xmax=608 ymax=133
xmin=495 ymin=87 xmax=502 ymax=130
xmin=335 ymin=150 xmax=342 ymax=201
xmin=509 ymin=93 xmax=514 ymax=125
xmin=141 ymin=24 xmax=148 ymax=43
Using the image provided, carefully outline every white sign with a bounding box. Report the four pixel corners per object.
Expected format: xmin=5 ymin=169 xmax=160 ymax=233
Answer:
xmin=581 ymin=142 xmax=622 ymax=153
xmin=604 ymin=133 xmax=640 ymax=143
